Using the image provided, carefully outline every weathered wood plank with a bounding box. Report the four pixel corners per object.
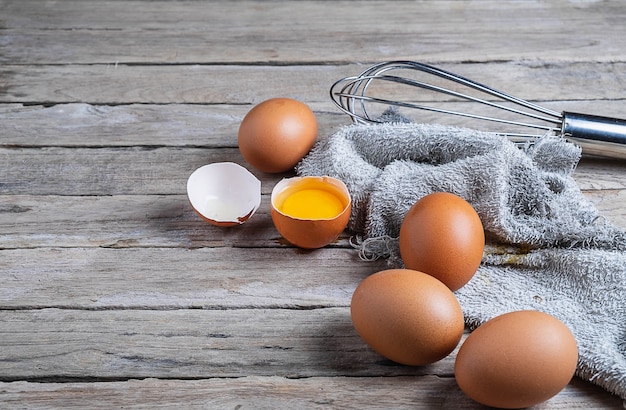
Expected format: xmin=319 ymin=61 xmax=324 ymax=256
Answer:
xmin=0 ymin=194 xmax=360 ymax=249
xmin=2 ymin=0 xmax=626 ymax=64
xmin=2 ymin=0 xmax=625 ymax=406
xmin=0 ymin=376 xmax=622 ymax=409
xmin=0 ymin=194 xmax=275 ymax=249
xmin=0 ymin=307 xmax=448 ymax=379
xmin=0 ymin=64 xmax=346 ymax=104
xmin=583 ymin=189 xmax=626 ymax=229
xmin=0 ymin=147 xmax=251 ymax=196
xmin=2 ymin=147 xmax=625 ymax=196
xmin=0 ymin=247 xmax=386 ymax=309
xmin=1 ymin=189 xmax=624 ymax=250
xmin=0 ymin=103 xmax=346 ymax=148
xmin=3 ymin=63 xmax=626 ymax=105
xmin=1 ymin=309 xmax=622 ymax=408
xmin=2 ymin=99 xmax=626 ymax=148
xmin=586 ymin=189 xmax=626 ymax=228
xmin=575 ymin=158 xmax=626 ymax=191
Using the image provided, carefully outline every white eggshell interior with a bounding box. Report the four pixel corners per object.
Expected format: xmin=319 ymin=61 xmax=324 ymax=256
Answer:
xmin=187 ymin=162 xmax=261 ymax=224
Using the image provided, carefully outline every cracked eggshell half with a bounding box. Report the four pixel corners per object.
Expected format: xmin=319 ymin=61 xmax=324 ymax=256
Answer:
xmin=270 ymin=176 xmax=351 ymax=249
xmin=187 ymin=162 xmax=261 ymax=227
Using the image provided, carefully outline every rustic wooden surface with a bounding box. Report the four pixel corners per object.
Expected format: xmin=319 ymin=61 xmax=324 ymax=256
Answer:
xmin=1 ymin=0 xmax=626 ymax=408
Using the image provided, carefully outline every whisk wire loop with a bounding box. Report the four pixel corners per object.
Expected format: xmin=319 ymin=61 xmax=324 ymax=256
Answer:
xmin=331 ymin=61 xmax=563 ymax=137
xmin=330 ymin=60 xmax=626 ymax=159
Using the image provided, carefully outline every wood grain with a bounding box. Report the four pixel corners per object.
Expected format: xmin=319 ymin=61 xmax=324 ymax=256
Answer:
xmin=3 ymin=63 xmax=626 ymax=105
xmin=0 ymin=247 xmax=384 ymax=308
xmin=2 ymin=1 xmax=626 ymax=64
xmin=1 ymin=189 xmax=625 ymax=251
xmin=2 ymin=99 xmax=626 ymax=148
xmin=2 ymin=0 xmax=626 ymax=408
xmin=0 ymin=103 xmax=347 ymax=147
xmin=0 ymin=307 xmax=452 ymax=379
xmin=2 ymin=147 xmax=625 ymax=196
xmin=0 ymin=376 xmax=620 ymax=409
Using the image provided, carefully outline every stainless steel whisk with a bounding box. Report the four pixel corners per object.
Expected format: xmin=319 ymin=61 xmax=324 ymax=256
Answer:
xmin=331 ymin=61 xmax=626 ymax=159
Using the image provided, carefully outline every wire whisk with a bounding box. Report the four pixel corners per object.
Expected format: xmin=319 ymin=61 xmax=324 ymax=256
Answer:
xmin=331 ymin=61 xmax=626 ymax=159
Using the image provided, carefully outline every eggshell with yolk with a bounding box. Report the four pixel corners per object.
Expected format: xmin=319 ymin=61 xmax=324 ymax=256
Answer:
xmin=270 ymin=176 xmax=351 ymax=249
xmin=350 ymin=268 xmax=464 ymax=366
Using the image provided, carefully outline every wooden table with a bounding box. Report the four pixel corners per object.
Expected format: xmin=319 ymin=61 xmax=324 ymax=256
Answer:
xmin=2 ymin=1 xmax=626 ymax=408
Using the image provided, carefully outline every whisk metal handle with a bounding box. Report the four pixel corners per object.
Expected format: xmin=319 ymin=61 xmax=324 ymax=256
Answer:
xmin=562 ymin=112 xmax=626 ymax=159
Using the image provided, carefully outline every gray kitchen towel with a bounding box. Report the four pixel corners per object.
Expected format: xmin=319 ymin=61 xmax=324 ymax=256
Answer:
xmin=297 ymin=114 xmax=626 ymax=402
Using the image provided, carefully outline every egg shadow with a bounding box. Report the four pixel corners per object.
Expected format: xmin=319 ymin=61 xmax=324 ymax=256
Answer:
xmin=140 ymin=194 xmax=282 ymax=249
xmin=310 ymin=309 xmax=438 ymax=377
xmin=308 ymin=310 xmax=495 ymax=409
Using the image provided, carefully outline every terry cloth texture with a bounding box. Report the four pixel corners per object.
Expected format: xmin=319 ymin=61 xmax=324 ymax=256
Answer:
xmin=297 ymin=114 xmax=626 ymax=402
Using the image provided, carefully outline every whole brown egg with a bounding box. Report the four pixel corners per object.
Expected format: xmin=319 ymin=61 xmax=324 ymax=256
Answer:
xmin=238 ymin=98 xmax=318 ymax=173
xmin=350 ymin=269 xmax=464 ymax=366
xmin=399 ymin=192 xmax=484 ymax=291
xmin=455 ymin=310 xmax=578 ymax=408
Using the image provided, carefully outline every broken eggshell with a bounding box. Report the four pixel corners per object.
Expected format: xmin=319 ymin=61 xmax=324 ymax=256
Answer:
xmin=187 ymin=162 xmax=261 ymax=227
xmin=270 ymin=176 xmax=351 ymax=249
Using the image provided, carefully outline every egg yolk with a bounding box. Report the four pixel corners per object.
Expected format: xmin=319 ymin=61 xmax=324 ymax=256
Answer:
xmin=280 ymin=188 xmax=345 ymax=219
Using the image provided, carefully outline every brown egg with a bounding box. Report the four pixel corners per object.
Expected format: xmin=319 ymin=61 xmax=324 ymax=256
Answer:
xmin=238 ymin=98 xmax=318 ymax=173
xmin=350 ymin=269 xmax=464 ymax=366
xmin=399 ymin=192 xmax=484 ymax=291
xmin=455 ymin=310 xmax=578 ymax=409
xmin=271 ymin=176 xmax=351 ymax=249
